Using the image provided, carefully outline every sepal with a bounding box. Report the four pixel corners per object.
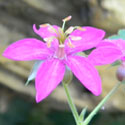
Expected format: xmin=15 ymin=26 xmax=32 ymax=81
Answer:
xmin=25 ymin=61 xmax=43 ymax=86
xmin=62 ymin=66 xmax=73 ymax=84
xmin=79 ymin=107 xmax=87 ymax=121
xmin=111 ymin=60 xmax=121 ymax=67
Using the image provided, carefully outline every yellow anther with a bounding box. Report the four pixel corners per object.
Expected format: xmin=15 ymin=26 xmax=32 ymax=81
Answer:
xmin=68 ymin=42 xmax=75 ymax=48
xmin=47 ymin=41 xmax=51 ymax=48
xmin=62 ymin=15 xmax=72 ymax=22
xmin=44 ymin=37 xmax=50 ymax=42
xmin=65 ymin=26 xmax=74 ymax=34
xmin=44 ymin=37 xmax=54 ymax=42
xmin=67 ymin=39 xmax=75 ymax=48
xmin=40 ymin=23 xmax=50 ymax=28
xmin=77 ymin=27 xmax=86 ymax=31
xmin=44 ymin=37 xmax=55 ymax=48
xmin=70 ymin=36 xmax=82 ymax=41
xmin=40 ymin=24 xmax=57 ymax=34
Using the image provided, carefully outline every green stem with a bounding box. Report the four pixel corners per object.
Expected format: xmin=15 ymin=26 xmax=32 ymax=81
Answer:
xmin=82 ymin=82 xmax=121 ymax=125
xmin=62 ymin=21 xmax=66 ymax=31
xmin=63 ymin=82 xmax=80 ymax=125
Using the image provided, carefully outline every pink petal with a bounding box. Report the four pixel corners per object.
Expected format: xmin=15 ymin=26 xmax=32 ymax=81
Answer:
xmin=65 ymin=56 xmax=102 ymax=96
xmin=33 ymin=24 xmax=60 ymax=39
xmin=65 ymin=27 xmax=105 ymax=54
xmin=104 ymin=39 xmax=125 ymax=54
xmin=33 ymin=24 xmax=60 ymax=50
xmin=121 ymin=56 xmax=125 ymax=61
xmin=97 ymin=40 xmax=119 ymax=48
xmin=88 ymin=46 xmax=122 ymax=66
xmin=35 ymin=59 xmax=65 ymax=102
xmin=3 ymin=38 xmax=52 ymax=61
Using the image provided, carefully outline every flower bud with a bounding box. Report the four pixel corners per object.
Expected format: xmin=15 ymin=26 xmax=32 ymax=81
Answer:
xmin=62 ymin=67 xmax=73 ymax=84
xmin=116 ymin=62 xmax=125 ymax=82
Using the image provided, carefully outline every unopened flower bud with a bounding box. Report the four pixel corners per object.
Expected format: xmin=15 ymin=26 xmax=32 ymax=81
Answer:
xmin=116 ymin=62 xmax=125 ymax=82
xmin=63 ymin=67 xmax=73 ymax=84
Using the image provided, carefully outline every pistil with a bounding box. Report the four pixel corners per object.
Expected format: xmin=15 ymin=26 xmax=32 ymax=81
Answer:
xmin=55 ymin=44 xmax=66 ymax=59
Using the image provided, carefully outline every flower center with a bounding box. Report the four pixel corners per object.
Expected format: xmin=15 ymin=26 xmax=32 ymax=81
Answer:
xmin=55 ymin=44 xmax=65 ymax=59
xmin=56 ymin=28 xmax=67 ymax=45
xmin=43 ymin=16 xmax=85 ymax=59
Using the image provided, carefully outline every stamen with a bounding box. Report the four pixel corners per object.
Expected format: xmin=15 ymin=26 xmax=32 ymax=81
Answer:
xmin=47 ymin=41 xmax=51 ymax=48
xmin=58 ymin=28 xmax=66 ymax=44
xmin=44 ymin=37 xmax=55 ymax=48
xmin=40 ymin=24 xmax=57 ymax=34
xmin=62 ymin=16 xmax=72 ymax=32
xmin=58 ymin=28 xmax=64 ymax=36
xmin=48 ymin=26 xmax=57 ymax=34
xmin=77 ymin=26 xmax=86 ymax=31
xmin=62 ymin=15 xmax=72 ymax=22
xmin=67 ymin=39 xmax=75 ymax=48
xmin=70 ymin=36 xmax=82 ymax=41
xmin=65 ymin=26 xmax=74 ymax=34
xmin=40 ymin=23 xmax=50 ymax=27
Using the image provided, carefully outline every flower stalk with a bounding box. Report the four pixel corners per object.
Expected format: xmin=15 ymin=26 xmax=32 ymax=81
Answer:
xmin=82 ymin=82 xmax=121 ymax=125
xmin=63 ymin=82 xmax=81 ymax=125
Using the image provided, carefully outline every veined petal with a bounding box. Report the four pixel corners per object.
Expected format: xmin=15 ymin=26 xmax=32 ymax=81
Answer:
xmin=65 ymin=27 xmax=105 ymax=54
xmin=65 ymin=56 xmax=102 ymax=96
xmin=33 ymin=24 xmax=60 ymax=50
xmin=3 ymin=38 xmax=52 ymax=61
xmin=121 ymin=56 xmax=125 ymax=61
xmin=88 ymin=46 xmax=122 ymax=66
xmin=104 ymin=39 xmax=125 ymax=54
xmin=35 ymin=59 xmax=65 ymax=103
xmin=33 ymin=24 xmax=60 ymax=39
xmin=97 ymin=40 xmax=119 ymax=48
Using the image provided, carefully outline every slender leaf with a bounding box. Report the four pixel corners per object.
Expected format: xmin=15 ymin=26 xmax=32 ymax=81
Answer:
xmin=79 ymin=107 xmax=87 ymax=121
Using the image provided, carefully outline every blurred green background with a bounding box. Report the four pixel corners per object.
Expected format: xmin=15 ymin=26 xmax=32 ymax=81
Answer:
xmin=0 ymin=0 xmax=125 ymax=124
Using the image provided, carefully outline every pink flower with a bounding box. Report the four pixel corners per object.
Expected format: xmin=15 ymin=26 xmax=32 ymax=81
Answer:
xmin=90 ymin=39 xmax=125 ymax=82
xmin=3 ymin=17 xmax=110 ymax=102
xmin=88 ymin=39 xmax=123 ymax=66
xmin=93 ymin=39 xmax=125 ymax=82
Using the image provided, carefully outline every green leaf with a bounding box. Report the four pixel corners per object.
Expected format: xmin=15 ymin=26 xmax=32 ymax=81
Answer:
xmin=25 ymin=61 xmax=43 ymax=86
xmin=108 ymin=29 xmax=125 ymax=40
xmin=118 ymin=29 xmax=125 ymax=36
xmin=79 ymin=107 xmax=87 ymax=121
xmin=108 ymin=35 xmax=120 ymax=40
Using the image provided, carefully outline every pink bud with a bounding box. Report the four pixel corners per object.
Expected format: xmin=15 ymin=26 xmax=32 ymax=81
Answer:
xmin=116 ymin=62 xmax=125 ymax=81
